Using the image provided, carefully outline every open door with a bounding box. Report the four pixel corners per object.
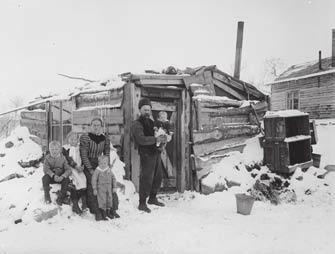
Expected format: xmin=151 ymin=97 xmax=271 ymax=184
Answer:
xmin=141 ymin=87 xmax=182 ymax=191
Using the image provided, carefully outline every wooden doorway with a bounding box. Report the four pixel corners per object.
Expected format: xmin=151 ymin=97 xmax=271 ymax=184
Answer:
xmin=141 ymin=86 xmax=182 ymax=191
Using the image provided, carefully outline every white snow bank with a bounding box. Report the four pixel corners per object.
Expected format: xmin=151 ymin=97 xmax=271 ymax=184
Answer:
xmin=0 ymin=126 xmax=42 ymax=179
xmin=201 ymin=120 xmax=335 ymax=203
xmin=202 ymin=135 xmax=263 ymax=191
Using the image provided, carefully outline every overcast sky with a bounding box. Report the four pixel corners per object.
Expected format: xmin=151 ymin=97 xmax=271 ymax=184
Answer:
xmin=0 ymin=0 xmax=334 ymax=109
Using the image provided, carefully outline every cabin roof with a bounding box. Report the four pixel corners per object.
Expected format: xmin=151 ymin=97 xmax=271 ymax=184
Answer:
xmin=271 ymin=57 xmax=335 ymax=84
xmin=122 ymin=65 xmax=266 ymax=100
xmin=0 ymin=66 xmax=266 ymax=117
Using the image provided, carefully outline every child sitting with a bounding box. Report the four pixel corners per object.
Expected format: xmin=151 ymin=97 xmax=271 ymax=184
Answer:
xmin=42 ymin=141 xmax=72 ymax=205
xmin=91 ymin=155 xmax=118 ymax=221
xmin=63 ymin=132 xmax=87 ymax=215
xmin=154 ymin=111 xmax=173 ymax=148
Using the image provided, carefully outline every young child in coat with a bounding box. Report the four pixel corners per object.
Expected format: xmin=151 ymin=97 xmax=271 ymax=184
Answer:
xmin=63 ymin=132 xmax=87 ymax=215
xmin=42 ymin=141 xmax=72 ymax=205
xmin=91 ymin=155 xmax=118 ymax=221
xmin=154 ymin=111 xmax=173 ymax=148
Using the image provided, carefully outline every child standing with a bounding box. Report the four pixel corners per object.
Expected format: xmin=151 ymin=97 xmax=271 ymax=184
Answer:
xmin=91 ymin=155 xmax=118 ymax=221
xmin=63 ymin=132 xmax=87 ymax=215
xmin=42 ymin=141 xmax=72 ymax=205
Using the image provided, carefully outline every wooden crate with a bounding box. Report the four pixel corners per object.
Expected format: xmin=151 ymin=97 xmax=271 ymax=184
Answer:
xmin=264 ymin=115 xmax=310 ymax=141
xmin=263 ymin=138 xmax=312 ymax=173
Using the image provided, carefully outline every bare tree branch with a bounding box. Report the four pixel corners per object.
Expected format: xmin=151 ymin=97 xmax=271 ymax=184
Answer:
xmin=57 ymin=73 xmax=96 ymax=83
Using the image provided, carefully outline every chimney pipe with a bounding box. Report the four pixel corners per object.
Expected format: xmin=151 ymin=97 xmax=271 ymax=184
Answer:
xmin=332 ymin=29 xmax=335 ymax=67
xmin=234 ymin=21 xmax=244 ymax=80
xmin=319 ymin=50 xmax=322 ymax=70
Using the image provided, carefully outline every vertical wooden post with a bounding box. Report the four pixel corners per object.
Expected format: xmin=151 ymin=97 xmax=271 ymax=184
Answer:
xmin=123 ymin=82 xmax=133 ymax=180
xmin=184 ymin=89 xmax=191 ymax=190
xmin=234 ymin=21 xmax=244 ymax=80
xmin=71 ymin=97 xmax=76 ymax=133
xmin=46 ymin=101 xmax=53 ymax=150
xmin=59 ymin=101 xmax=63 ymax=146
xmin=179 ymin=89 xmax=186 ymax=192
xmin=318 ymin=50 xmax=322 ymax=70
xmin=332 ymin=29 xmax=335 ymax=67
xmin=123 ymin=82 xmax=141 ymax=189
xmin=131 ymin=85 xmax=141 ymax=191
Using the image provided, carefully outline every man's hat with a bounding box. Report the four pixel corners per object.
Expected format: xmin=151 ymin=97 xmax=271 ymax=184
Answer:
xmin=138 ymin=98 xmax=152 ymax=109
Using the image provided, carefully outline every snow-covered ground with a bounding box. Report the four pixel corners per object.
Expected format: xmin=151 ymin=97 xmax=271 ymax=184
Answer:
xmin=0 ymin=120 xmax=335 ymax=254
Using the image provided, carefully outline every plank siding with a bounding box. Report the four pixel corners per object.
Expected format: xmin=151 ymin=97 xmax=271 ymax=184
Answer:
xmin=270 ymin=73 xmax=335 ymax=118
xmin=73 ymin=108 xmax=123 ymax=125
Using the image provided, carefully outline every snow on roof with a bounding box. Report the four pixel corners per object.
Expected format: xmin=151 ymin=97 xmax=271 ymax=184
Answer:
xmin=279 ymin=60 xmax=317 ymax=79
xmin=75 ymin=103 xmax=122 ymax=111
xmin=239 ymin=100 xmax=260 ymax=108
xmin=268 ymin=68 xmax=335 ymax=85
xmin=69 ymin=76 xmax=124 ymax=96
xmin=192 ymin=94 xmax=237 ymax=102
xmin=264 ymin=110 xmax=308 ymax=118
xmin=270 ymin=57 xmax=335 ymax=84
xmin=30 ymin=76 xmax=124 ymax=103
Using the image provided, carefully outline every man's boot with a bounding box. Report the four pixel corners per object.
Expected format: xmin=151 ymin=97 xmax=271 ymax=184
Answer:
xmin=106 ymin=209 xmax=114 ymax=220
xmin=148 ymin=195 xmax=165 ymax=207
xmin=138 ymin=198 xmax=151 ymax=213
xmin=100 ymin=209 xmax=108 ymax=221
xmin=112 ymin=208 xmax=120 ymax=218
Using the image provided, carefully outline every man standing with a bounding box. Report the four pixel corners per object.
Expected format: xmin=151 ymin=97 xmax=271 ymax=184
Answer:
xmin=132 ymin=98 xmax=167 ymax=213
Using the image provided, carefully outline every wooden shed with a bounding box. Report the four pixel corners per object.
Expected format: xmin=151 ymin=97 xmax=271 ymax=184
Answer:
xmin=17 ymin=65 xmax=268 ymax=193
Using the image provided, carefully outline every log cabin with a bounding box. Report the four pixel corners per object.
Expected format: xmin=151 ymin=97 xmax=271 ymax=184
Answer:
xmin=1 ymin=66 xmax=268 ymax=193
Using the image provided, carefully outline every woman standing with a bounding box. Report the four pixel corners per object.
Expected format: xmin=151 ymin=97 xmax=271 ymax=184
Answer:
xmin=79 ymin=117 xmax=111 ymax=220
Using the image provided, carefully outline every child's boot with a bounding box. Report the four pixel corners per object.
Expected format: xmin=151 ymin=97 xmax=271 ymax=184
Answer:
xmin=72 ymin=199 xmax=82 ymax=215
xmin=71 ymin=190 xmax=82 ymax=214
xmin=56 ymin=193 xmax=65 ymax=206
xmin=80 ymin=190 xmax=88 ymax=211
xmin=95 ymin=209 xmax=102 ymax=221
xmin=44 ymin=191 xmax=51 ymax=204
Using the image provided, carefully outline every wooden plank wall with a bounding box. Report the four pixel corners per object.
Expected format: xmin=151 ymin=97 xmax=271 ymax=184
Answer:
xmin=20 ymin=111 xmax=48 ymax=148
xmin=192 ymin=99 xmax=267 ymax=179
xmin=72 ymin=107 xmax=124 ymax=147
xmin=271 ymin=73 xmax=335 ymax=118
xmin=195 ymin=100 xmax=267 ymax=131
xmin=75 ymin=89 xmax=123 ymax=108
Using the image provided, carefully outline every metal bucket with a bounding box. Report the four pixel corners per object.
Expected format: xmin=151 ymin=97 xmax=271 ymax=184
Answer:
xmin=235 ymin=193 xmax=255 ymax=215
xmin=312 ymin=153 xmax=321 ymax=168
